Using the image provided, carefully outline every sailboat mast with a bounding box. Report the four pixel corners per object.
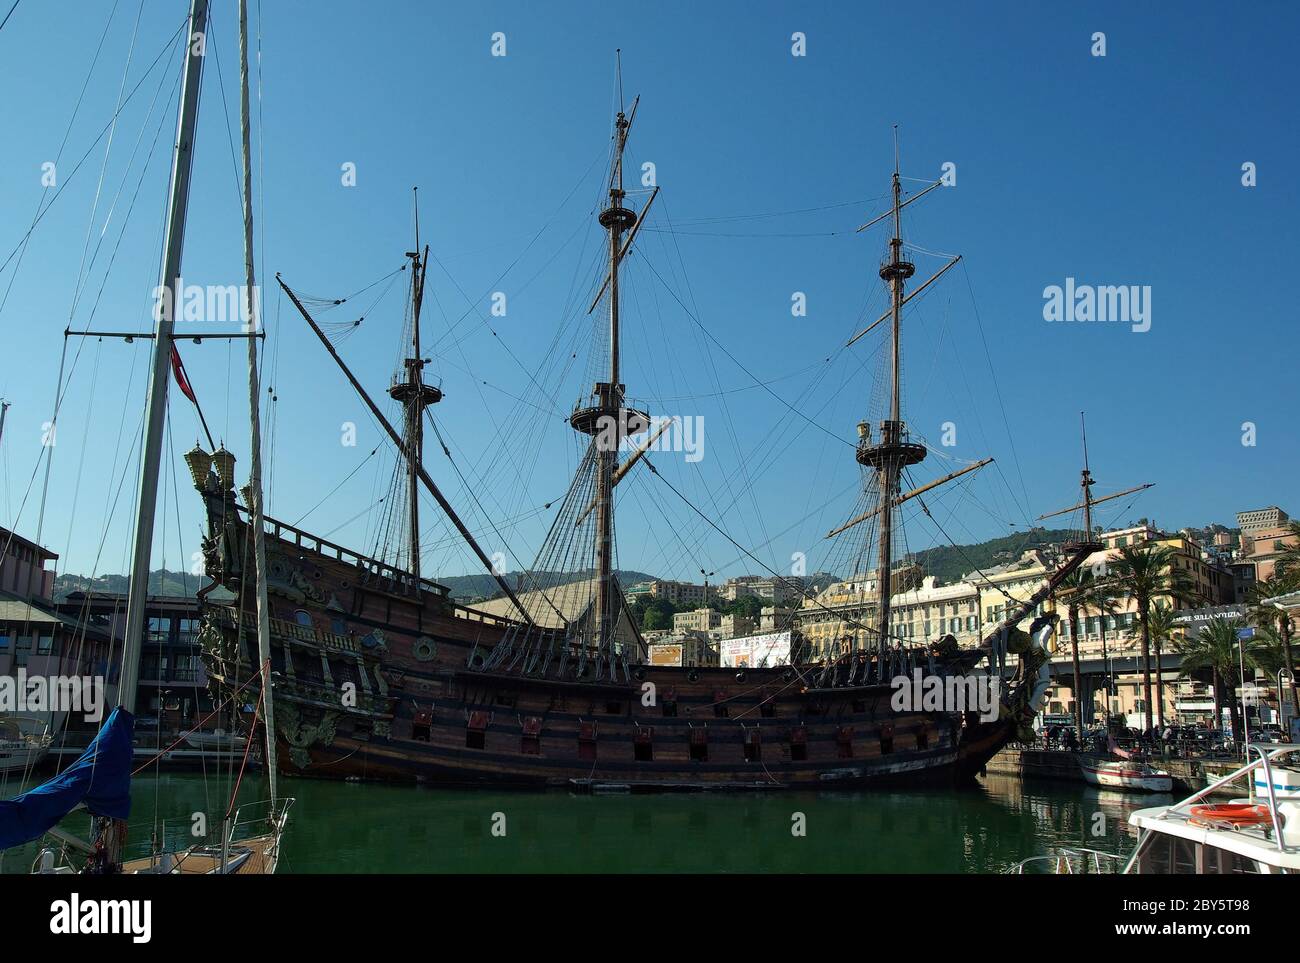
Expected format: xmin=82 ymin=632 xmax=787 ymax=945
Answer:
xmin=238 ymin=0 xmax=276 ymax=800
xmin=119 ymin=0 xmax=208 ymax=716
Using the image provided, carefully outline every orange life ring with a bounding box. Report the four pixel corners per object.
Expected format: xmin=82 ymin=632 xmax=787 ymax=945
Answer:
xmin=1188 ymin=804 xmax=1276 ymax=828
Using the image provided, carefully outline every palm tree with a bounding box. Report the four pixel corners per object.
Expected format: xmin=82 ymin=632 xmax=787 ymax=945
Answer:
xmin=1110 ymin=544 xmax=1199 ymax=736
xmin=1248 ymin=574 xmax=1299 ymax=718
xmin=1271 ymin=521 xmax=1300 ymax=582
xmin=1176 ymin=617 xmax=1244 ymax=743
xmin=1146 ymin=602 xmax=1179 ymax=733
xmin=1087 ymin=579 xmax=1124 ymax=724
xmin=1055 ymin=565 xmax=1122 ymax=735
xmin=1055 ymin=567 xmax=1096 ymax=740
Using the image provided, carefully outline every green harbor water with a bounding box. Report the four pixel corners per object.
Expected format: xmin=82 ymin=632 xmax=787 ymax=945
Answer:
xmin=0 ymin=771 xmax=1163 ymax=873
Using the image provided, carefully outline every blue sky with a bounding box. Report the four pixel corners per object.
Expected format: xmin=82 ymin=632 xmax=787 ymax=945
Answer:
xmin=0 ymin=1 xmax=1295 ymax=586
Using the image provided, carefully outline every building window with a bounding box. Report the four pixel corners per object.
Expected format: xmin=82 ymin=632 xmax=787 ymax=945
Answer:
xmin=634 ymin=726 xmax=653 ymax=762
xmin=293 ymin=610 xmax=314 ymax=629
xmin=14 ymin=635 xmax=32 ymax=667
xmin=36 ymin=633 xmax=53 ymax=655
xmin=743 ymin=729 xmax=761 ymax=762
xmin=147 ymin=617 xmax=170 ymax=644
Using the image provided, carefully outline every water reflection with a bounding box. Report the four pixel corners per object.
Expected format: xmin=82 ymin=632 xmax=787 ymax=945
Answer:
xmin=1 ymin=771 xmax=1164 ymax=874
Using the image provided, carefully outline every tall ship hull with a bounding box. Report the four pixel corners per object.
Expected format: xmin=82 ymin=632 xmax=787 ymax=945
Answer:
xmin=193 ymin=492 xmax=1079 ymax=790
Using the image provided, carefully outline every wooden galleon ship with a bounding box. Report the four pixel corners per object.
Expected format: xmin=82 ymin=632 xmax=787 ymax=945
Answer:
xmin=192 ymin=92 xmax=1098 ymax=790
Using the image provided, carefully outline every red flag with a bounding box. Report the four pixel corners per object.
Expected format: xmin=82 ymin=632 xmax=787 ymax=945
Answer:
xmin=170 ymin=344 xmax=198 ymax=404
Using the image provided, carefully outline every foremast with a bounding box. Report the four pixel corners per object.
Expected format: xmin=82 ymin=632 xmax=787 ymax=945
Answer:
xmin=388 ymin=194 xmax=441 ymax=585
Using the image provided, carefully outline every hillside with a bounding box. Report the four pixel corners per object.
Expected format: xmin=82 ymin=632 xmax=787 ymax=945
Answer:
xmin=54 ymin=568 xmax=209 ymax=601
xmin=446 ymin=569 xmax=658 ymax=603
xmin=49 ymin=530 xmax=1072 ymax=606
xmin=906 ymin=528 xmax=1076 ymax=585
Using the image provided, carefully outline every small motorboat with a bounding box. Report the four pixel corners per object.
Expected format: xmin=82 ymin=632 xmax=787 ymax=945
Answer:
xmin=179 ymin=728 xmax=248 ymax=751
xmin=1079 ymin=756 xmax=1174 ymax=793
xmin=0 ymin=717 xmax=52 ymax=776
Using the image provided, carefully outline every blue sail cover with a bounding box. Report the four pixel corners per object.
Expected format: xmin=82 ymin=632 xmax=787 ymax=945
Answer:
xmin=0 ymin=707 xmax=133 ymax=850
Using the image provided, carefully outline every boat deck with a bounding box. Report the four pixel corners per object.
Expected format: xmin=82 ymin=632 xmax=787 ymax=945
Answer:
xmin=122 ymin=834 xmax=279 ymax=874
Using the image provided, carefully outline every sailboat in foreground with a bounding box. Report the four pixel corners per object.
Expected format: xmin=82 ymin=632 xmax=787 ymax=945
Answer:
xmin=192 ymin=80 xmax=1100 ymax=789
xmin=0 ymin=0 xmax=290 ymax=873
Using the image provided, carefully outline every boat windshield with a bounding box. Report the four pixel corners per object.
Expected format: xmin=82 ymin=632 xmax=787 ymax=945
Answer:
xmin=1132 ymin=834 xmax=1261 ymax=874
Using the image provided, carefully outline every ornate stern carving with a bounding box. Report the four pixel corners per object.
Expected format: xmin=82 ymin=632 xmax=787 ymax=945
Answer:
xmin=278 ymin=702 xmax=340 ymax=771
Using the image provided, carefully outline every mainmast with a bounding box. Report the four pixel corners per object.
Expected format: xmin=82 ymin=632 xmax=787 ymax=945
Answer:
xmin=389 ymin=191 xmax=439 ymax=585
xmin=571 ymin=60 xmax=639 ymax=663
xmin=857 ymin=131 xmax=927 ymax=647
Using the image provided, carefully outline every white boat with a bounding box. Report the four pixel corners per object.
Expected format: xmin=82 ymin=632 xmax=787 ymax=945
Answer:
xmin=180 ymin=729 xmax=248 ymax=752
xmin=1079 ymin=756 xmax=1174 ymax=793
xmin=1011 ymin=745 xmax=1300 ymax=873
xmin=0 ymin=717 xmax=52 ymax=776
xmin=1124 ymin=744 xmax=1300 ymax=873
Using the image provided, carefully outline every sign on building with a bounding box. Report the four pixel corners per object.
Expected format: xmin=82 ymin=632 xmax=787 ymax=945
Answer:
xmin=648 ymin=643 xmax=684 ymax=667
xmin=719 ymin=631 xmax=791 ymax=668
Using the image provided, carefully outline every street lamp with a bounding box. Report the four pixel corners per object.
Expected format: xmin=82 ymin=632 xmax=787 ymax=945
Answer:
xmin=1237 ymin=625 xmax=1254 ymax=755
xmin=701 ymin=569 xmax=714 ymax=606
xmin=1279 ymin=667 xmax=1295 ymax=742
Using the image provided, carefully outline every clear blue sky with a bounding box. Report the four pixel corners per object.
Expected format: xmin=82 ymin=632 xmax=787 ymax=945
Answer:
xmin=1 ymin=1 xmax=1295 ymax=586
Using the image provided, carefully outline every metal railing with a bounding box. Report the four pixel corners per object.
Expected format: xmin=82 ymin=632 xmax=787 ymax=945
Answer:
xmin=1006 ymin=848 xmax=1125 ymax=874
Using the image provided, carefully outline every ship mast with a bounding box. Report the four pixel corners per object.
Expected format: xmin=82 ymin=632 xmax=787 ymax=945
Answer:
xmin=1080 ymin=411 xmax=1094 ymax=538
xmin=389 ymin=190 xmax=438 ymax=585
xmin=858 ymin=129 xmax=927 ymax=648
xmin=577 ymin=56 xmax=638 ymax=661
